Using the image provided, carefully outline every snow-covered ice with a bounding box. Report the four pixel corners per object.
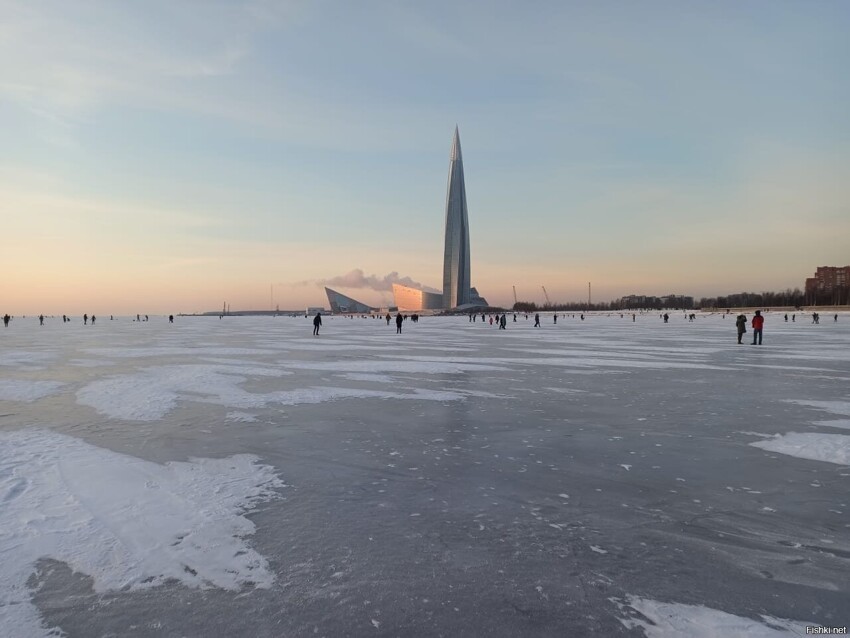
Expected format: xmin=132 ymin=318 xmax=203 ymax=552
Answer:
xmin=1 ymin=311 xmax=849 ymax=635
xmin=0 ymin=428 xmax=282 ymax=637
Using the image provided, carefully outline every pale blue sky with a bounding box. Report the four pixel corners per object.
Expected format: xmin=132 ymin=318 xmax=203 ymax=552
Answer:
xmin=2 ymin=1 xmax=848 ymax=313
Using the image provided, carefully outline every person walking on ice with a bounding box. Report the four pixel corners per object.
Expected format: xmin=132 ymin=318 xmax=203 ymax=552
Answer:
xmin=313 ymin=311 xmax=322 ymax=336
xmin=534 ymin=313 xmax=540 ymax=327
xmin=395 ymin=312 xmax=403 ymax=334
xmin=751 ymin=310 xmax=764 ymax=345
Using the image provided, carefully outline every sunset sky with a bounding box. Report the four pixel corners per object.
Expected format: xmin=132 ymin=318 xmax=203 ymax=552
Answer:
xmin=2 ymin=1 xmax=848 ymax=314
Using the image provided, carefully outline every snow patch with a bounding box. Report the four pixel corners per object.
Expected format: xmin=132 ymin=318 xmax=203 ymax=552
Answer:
xmin=750 ymin=432 xmax=850 ymax=465
xmin=77 ymin=364 xmax=466 ymax=421
xmin=613 ymin=595 xmax=813 ymax=637
xmin=0 ymin=428 xmax=283 ymax=638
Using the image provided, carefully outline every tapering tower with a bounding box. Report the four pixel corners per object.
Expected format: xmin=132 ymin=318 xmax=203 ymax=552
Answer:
xmin=442 ymin=126 xmax=472 ymax=309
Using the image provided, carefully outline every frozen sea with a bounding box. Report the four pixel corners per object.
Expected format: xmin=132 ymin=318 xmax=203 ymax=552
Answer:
xmin=1 ymin=311 xmax=849 ymax=637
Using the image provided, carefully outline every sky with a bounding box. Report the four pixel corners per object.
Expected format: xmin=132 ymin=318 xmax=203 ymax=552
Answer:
xmin=1 ymin=0 xmax=848 ymax=314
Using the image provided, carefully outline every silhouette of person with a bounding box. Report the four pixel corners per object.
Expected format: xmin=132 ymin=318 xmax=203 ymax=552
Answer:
xmin=169 ymin=315 xmax=174 ymax=323
xmin=534 ymin=313 xmax=540 ymax=327
xmin=395 ymin=313 xmax=403 ymax=334
xmin=39 ymin=315 xmax=44 ymax=326
xmin=499 ymin=314 xmax=507 ymax=330
xmin=663 ymin=313 xmax=669 ymax=323
xmin=313 ymin=312 xmax=322 ymax=336
xmin=553 ymin=314 xmax=558 ymax=324
xmin=735 ymin=313 xmax=747 ymax=344
xmin=751 ymin=310 xmax=764 ymax=345
xmin=83 ymin=314 xmax=88 ymax=325
xmin=3 ymin=314 xmax=10 ymax=327
xmin=91 ymin=315 xmax=96 ymax=325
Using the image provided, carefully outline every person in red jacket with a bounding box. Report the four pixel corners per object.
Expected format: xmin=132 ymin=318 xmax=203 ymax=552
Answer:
xmin=751 ymin=310 xmax=764 ymax=345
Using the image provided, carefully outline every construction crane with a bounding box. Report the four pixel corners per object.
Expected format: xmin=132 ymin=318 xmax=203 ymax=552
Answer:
xmin=512 ymin=285 xmax=518 ymax=306
xmin=541 ymin=286 xmax=551 ymax=306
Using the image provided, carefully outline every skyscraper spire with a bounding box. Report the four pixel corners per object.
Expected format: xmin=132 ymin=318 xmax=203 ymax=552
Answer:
xmin=449 ymin=125 xmax=462 ymax=162
xmin=443 ymin=127 xmax=471 ymax=309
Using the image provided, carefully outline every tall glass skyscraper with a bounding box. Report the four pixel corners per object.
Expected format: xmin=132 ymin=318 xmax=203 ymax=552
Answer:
xmin=442 ymin=127 xmax=471 ymax=309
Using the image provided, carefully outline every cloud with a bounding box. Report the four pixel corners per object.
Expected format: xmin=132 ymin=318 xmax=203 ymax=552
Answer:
xmin=303 ymin=268 xmax=439 ymax=293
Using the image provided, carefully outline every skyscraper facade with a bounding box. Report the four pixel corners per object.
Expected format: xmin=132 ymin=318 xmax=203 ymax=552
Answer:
xmin=442 ymin=127 xmax=472 ymax=309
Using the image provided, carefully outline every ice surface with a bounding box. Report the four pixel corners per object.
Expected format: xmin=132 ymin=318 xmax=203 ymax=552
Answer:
xmin=1 ymin=312 xmax=849 ymax=635
xmin=0 ymin=379 xmax=64 ymax=402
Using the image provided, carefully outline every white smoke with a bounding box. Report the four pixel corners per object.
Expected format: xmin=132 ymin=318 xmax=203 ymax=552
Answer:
xmin=304 ymin=269 xmax=439 ymax=294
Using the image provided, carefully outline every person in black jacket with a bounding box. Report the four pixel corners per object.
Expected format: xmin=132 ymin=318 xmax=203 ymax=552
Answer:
xmin=313 ymin=312 xmax=322 ymax=336
xmin=735 ymin=314 xmax=747 ymax=344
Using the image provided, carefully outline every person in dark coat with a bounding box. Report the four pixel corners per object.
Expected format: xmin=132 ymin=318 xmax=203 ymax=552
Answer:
xmin=534 ymin=313 xmax=540 ymax=327
xmin=395 ymin=312 xmax=403 ymax=334
xmin=313 ymin=312 xmax=322 ymax=336
xmin=735 ymin=314 xmax=747 ymax=344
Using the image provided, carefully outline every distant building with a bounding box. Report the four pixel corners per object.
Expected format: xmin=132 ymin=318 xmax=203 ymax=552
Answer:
xmin=443 ymin=126 xmax=472 ymax=309
xmin=325 ymin=288 xmax=377 ymax=314
xmin=805 ymin=266 xmax=850 ymax=305
xmin=393 ymin=284 xmax=443 ymax=312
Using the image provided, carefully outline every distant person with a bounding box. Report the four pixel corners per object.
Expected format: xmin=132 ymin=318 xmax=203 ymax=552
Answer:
xmin=3 ymin=314 xmax=9 ymax=327
xmin=39 ymin=315 xmax=44 ymax=326
xmin=145 ymin=315 xmax=149 ymax=321
xmin=784 ymin=314 xmax=788 ymax=322
xmin=751 ymin=310 xmax=764 ymax=345
xmin=835 ymin=314 xmax=839 ymax=323
xmin=792 ymin=314 xmax=795 ymax=322
xmin=513 ymin=313 xmax=517 ymax=322
xmin=110 ymin=315 xmax=113 ymax=320
xmin=395 ymin=312 xmax=403 ymax=334
xmin=137 ymin=314 xmax=141 ymax=322
xmin=489 ymin=316 xmax=493 ymax=326
xmin=91 ymin=315 xmax=96 ymax=325
xmin=632 ymin=314 xmax=636 ymax=322
xmin=580 ymin=314 xmax=584 ymax=321
xmin=735 ymin=313 xmax=747 ymax=344
xmin=313 ymin=312 xmax=322 ymax=336
xmin=663 ymin=313 xmax=669 ymax=323
xmin=553 ymin=314 xmax=558 ymax=324
xmin=169 ymin=315 xmax=174 ymax=323
xmin=500 ymin=314 xmax=507 ymax=330
xmin=83 ymin=313 xmax=88 ymax=325
xmin=62 ymin=315 xmax=67 ymax=323
xmin=385 ymin=313 xmax=391 ymax=326
xmin=534 ymin=313 xmax=540 ymax=327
